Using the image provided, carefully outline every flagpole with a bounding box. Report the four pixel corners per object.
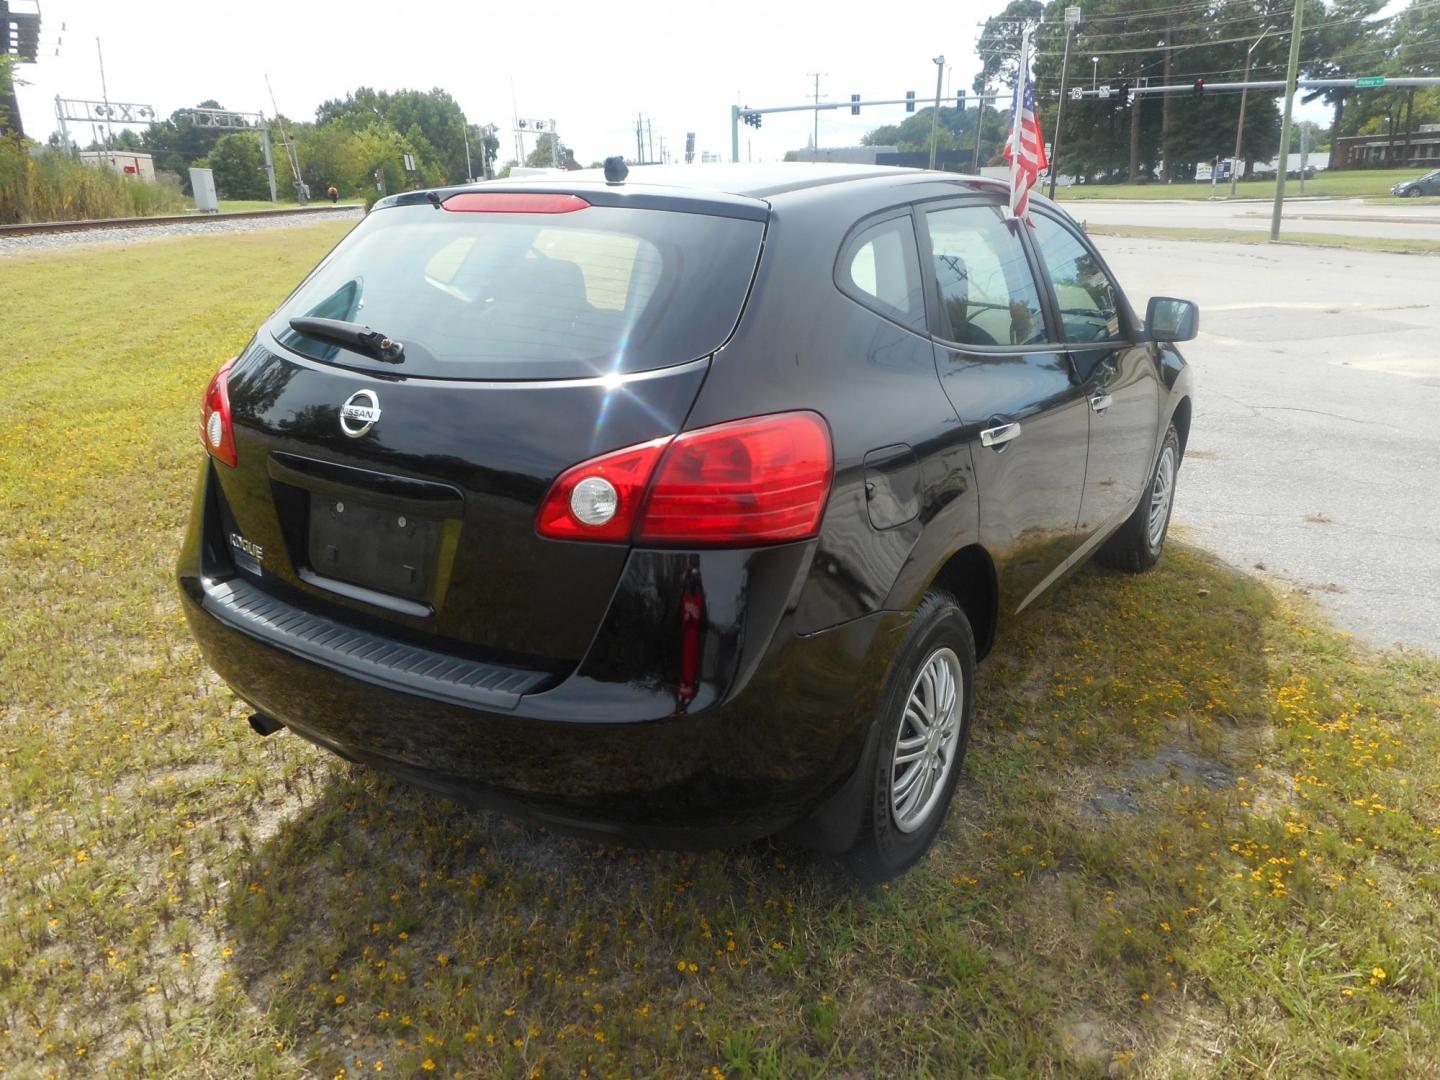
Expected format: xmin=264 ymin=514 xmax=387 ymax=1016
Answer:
xmin=1008 ymin=28 xmax=1030 ymax=219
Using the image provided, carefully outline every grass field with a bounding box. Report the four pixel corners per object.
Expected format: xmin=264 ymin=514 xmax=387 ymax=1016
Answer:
xmin=1084 ymin=223 xmax=1440 ymax=255
xmin=1054 ymin=167 xmax=1439 ymax=203
xmin=217 ymin=199 xmax=302 ymax=214
xmin=4 ymin=224 xmax=1440 ymax=1077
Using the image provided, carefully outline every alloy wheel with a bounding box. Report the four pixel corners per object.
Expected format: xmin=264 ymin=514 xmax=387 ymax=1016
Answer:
xmin=890 ymin=647 xmax=964 ymax=833
xmin=1147 ymin=444 xmax=1176 ymax=550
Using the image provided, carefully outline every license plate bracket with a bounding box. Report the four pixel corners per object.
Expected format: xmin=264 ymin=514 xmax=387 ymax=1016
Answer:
xmin=307 ymin=494 xmax=441 ymax=604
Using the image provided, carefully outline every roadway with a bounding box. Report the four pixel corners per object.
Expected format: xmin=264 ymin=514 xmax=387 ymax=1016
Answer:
xmin=1100 ymin=235 xmax=1440 ymax=654
xmin=1072 ymin=196 xmax=1440 ymax=242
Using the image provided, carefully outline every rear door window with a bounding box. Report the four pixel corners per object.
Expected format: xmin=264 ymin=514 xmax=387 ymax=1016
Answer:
xmin=269 ymin=202 xmax=765 ymax=381
xmin=836 ymin=215 xmax=927 ymax=331
xmin=924 ymin=204 xmax=1050 ymax=347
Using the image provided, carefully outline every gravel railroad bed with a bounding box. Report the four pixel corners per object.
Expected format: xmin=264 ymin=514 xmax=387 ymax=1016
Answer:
xmin=1 ymin=207 xmax=363 ymax=256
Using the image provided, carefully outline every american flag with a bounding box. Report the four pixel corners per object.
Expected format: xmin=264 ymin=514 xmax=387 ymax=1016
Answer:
xmin=1003 ymin=31 xmax=1048 ymax=223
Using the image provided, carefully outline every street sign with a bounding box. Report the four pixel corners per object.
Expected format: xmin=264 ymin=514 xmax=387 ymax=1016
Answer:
xmin=1355 ymin=76 xmax=1385 ymax=88
xmin=1097 ymin=85 xmax=1112 ymax=99
xmin=1070 ymin=87 xmax=1083 ymax=101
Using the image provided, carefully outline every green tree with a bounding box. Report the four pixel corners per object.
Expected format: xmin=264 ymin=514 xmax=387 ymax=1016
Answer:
xmin=525 ymin=132 xmax=568 ymax=168
xmin=1303 ymin=0 xmax=1387 ymax=143
xmin=972 ymin=0 xmax=1303 ymax=183
xmin=315 ymin=87 xmax=478 ymax=183
xmin=202 ymin=132 xmax=270 ymax=200
xmin=143 ymin=102 xmax=228 ymax=191
xmin=0 ymin=54 xmax=22 ymax=137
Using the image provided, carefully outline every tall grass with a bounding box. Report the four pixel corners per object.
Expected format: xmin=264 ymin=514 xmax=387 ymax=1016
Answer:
xmin=0 ymin=136 xmax=189 ymax=223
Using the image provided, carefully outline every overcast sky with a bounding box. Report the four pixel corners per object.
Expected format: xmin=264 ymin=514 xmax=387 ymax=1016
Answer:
xmin=16 ymin=0 xmax=1337 ymax=168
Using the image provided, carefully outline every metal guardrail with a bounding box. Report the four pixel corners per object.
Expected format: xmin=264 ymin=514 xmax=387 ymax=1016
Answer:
xmin=0 ymin=203 xmax=362 ymax=238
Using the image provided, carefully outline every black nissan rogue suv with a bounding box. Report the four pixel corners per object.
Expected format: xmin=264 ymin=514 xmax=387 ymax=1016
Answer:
xmin=177 ymin=164 xmax=1196 ymax=879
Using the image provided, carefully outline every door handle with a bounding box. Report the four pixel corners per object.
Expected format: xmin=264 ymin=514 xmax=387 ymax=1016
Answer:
xmin=1090 ymin=392 xmax=1113 ymax=415
xmin=980 ymin=421 xmax=1021 ymax=449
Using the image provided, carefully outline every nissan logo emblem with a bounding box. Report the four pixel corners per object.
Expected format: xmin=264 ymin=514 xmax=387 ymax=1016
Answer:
xmin=339 ymin=389 xmax=381 ymax=438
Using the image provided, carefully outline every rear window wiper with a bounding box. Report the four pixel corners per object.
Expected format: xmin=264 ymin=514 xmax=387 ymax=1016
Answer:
xmin=289 ymin=316 xmax=406 ymax=364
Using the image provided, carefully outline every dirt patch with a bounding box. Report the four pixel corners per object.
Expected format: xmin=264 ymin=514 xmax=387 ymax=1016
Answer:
xmin=1084 ymin=743 xmax=1237 ymax=820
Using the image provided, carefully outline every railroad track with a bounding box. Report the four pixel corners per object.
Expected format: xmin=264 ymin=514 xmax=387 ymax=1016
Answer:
xmin=0 ymin=203 xmax=362 ymax=237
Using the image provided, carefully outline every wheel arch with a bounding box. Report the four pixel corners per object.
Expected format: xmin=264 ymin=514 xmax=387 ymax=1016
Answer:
xmin=1170 ymin=394 xmax=1193 ymax=458
xmin=927 ymin=544 xmax=999 ymax=661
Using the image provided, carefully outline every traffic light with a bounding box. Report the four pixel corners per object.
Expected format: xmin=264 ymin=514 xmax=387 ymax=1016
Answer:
xmin=1112 ymin=79 xmax=1132 ymax=106
xmin=742 ymin=110 xmax=762 ymax=129
xmin=850 ymin=93 xmax=860 ymax=116
xmin=905 ymin=91 xmax=916 ymax=113
xmin=956 ymin=90 xmax=967 ymax=110
xmin=1193 ymin=78 xmax=1205 ymax=97
xmin=685 ymin=131 xmax=695 ymax=163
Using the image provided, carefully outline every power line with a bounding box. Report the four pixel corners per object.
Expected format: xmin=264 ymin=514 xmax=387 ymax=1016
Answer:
xmin=1029 ymin=2 xmax=1438 ymax=45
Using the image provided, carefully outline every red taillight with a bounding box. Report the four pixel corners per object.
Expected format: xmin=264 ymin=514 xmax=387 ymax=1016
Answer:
xmin=640 ymin=413 xmax=833 ymax=544
xmin=199 ymin=357 xmax=238 ymax=468
xmin=535 ymin=412 xmax=833 ymax=547
xmin=442 ymin=192 xmax=590 ymax=214
xmin=535 ymin=436 xmax=671 ymax=542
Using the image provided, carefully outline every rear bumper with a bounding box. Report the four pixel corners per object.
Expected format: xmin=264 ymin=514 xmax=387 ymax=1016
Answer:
xmin=178 ymin=466 xmax=910 ymax=844
xmin=181 ymin=584 xmax=901 ymax=843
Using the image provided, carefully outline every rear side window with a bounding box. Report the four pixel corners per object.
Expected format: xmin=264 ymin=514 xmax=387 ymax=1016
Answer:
xmin=925 ymin=204 xmax=1050 ymax=347
xmin=1031 ymin=214 xmax=1125 ymax=344
xmin=836 ymin=215 xmax=927 ymax=331
xmin=269 ymin=202 xmax=765 ymax=380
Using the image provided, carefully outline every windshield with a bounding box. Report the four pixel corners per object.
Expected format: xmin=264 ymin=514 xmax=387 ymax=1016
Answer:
xmin=268 ymin=202 xmax=765 ymax=380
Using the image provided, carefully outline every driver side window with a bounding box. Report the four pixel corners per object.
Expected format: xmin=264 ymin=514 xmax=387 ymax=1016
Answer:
xmin=925 ymin=204 xmax=1050 ymax=347
xmin=1031 ymin=215 xmax=1126 ymax=345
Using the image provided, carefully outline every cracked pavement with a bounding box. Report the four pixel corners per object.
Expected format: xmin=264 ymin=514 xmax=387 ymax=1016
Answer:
xmin=1100 ymin=236 xmax=1440 ymax=654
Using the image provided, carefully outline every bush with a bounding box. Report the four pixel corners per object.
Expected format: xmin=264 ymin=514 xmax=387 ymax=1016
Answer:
xmin=0 ymin=137 xmax=189 ymax=223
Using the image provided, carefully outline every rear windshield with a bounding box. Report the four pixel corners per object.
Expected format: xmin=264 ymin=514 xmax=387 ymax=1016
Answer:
xmin=268 ymin=201 xmax=765 ymax=380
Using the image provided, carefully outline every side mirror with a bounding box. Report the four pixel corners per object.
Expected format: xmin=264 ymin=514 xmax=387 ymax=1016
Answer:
xmin=1146 ymin=296 xmax=1198 ymax=343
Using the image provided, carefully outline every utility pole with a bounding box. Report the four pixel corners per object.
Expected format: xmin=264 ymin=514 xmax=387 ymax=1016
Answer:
xmin=1402 ymin=86 xmax=1416 ymax=164
xmin=636 ymin=114 xmax=644 ymax=164
xmin=1230 ymin=25 xmax=1273 ymax=198
xmin=1299 ymin=121 xmax=1309 ymax=194
xmin=95 ymin=38 xmax=114 ymax=148
xmin=1269 ymin=0 xmax=1306 ymax=241
xmin=808 ymin=72 xmax=827 ymax=155
xmin=972 ymin=91 xmax=986 ymax=172
xmin=1160 ymin=17 xmax=1174 ymax=182
xmin=463 ymin=122 xmax=473 ymax=181
xmin=1128 ymin=76 xmax=1142 ymax=182
xmin=1047 ymin=6 xmax=1082 ymax=200
xmin=265 ymin=74 xmax=306 ymax=203
xmin=928 ymin=56 xmax=945 ymax=170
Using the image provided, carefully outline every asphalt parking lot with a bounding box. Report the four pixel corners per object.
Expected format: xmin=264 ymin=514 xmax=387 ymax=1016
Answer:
xmin=1101 ymin=235 xmax=1440 ymax=654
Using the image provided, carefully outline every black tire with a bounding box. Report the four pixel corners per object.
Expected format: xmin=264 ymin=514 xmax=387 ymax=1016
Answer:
xmin=1096 ymin=423 xmax=1181 ymax=573
xmin=845 ymin=591 xmax=977 ymax=882
xmin=1407 ymin=188 xmax=1422 ymax=198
